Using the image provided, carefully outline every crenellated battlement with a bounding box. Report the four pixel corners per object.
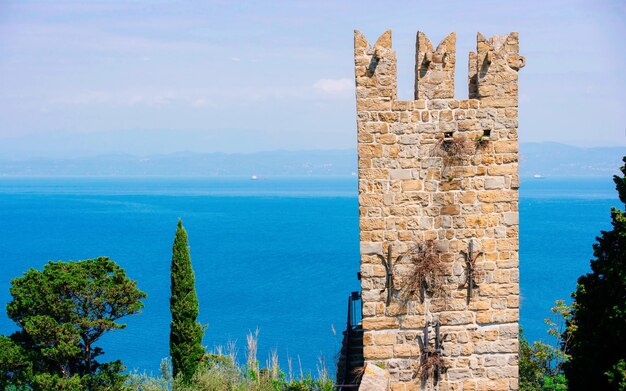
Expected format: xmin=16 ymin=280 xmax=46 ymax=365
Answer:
xmin=416 ymin=32 xmax=456 ymax=100
xmin=355 ymin=30 xmax=525 ymax=106
xmin=353 ymin=29 xmax=523 ymax=390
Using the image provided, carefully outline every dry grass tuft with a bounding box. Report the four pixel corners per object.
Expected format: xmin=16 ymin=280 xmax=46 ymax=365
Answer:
xmin=246 ymin=328 xmax=259 ymax=375
xmin=351 ymin=365 xmax=365 ymax=380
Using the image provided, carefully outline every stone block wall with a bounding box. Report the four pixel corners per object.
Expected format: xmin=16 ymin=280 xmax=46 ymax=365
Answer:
xmin=355 ymin=29 xmax=524 ymax=391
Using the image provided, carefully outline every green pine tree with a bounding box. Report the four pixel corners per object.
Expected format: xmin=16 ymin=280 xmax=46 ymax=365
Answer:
xmin=1 ymin=257 xmax=146 ymax=389
xmin=170 ymin=219 xmax=205 ymax=382
xmin=565 ymin=156 xmax=626 ymax=390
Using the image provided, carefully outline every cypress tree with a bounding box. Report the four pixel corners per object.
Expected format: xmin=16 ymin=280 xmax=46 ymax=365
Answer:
xmin=170 ymin=219 xmax=205 ymax=382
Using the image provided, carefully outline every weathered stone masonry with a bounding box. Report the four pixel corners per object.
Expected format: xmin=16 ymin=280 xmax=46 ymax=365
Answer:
xmin=355 ymin=29 xmax=524 ymax=390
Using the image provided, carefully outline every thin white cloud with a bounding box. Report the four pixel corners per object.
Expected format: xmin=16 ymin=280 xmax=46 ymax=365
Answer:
xmin=313 ymin=78 xmax=353 ymax=97
xmin=191 ymin=98 xmax=214 ymax=108
xmin=36 ymin=87 xmax=308 ymax=110
xmin=46 ymin=91 xmax=177 ymax=108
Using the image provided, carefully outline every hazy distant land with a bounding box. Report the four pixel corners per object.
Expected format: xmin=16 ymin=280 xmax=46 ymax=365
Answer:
xmin=0 ymin=142 xmax=623 ymax=177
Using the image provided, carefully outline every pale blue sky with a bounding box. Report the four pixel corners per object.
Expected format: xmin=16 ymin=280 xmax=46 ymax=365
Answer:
xmin=0 ymin=0 xmax=624 ymax=157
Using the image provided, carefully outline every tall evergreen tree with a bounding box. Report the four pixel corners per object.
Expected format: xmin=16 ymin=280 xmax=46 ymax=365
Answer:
xmin=170 ymin=219 xmax=205 ymax=382
xmin=565 ymin=156 xmax=626 ymax=390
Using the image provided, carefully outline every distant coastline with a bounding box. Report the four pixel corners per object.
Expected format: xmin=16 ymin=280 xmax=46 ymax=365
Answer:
xmin=0 ymin=142 xmax=623 ymax=178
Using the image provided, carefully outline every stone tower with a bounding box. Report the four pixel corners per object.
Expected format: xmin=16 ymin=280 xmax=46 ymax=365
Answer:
xmin=355 ymin=30 xmax=524 ymax=390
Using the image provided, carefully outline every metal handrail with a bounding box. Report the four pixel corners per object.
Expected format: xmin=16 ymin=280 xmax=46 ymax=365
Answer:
xmin=349 ymin=291 xmax=362 ymax=330
xmin=338 ymin=291 xmax=362 ymax=390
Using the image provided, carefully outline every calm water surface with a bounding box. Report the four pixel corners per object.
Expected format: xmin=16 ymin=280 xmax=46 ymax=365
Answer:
xmin=0 ymin=176 xmax=617 ymax=374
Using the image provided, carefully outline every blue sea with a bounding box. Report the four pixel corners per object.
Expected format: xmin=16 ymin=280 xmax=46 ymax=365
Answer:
xmin=0 ymin=176 xmax=618 ymax=375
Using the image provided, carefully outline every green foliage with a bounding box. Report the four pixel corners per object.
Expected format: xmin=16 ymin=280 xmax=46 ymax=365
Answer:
xmin=565 ymin=156 xmax=626 ymax=390
xmin=28 ymin=372 xmax=85 ymax=390
xmin=540 ymin=374 xmax=567 ymax=391
xmin=519 ymin=329 xmax=543 ymax=390
xmin=543 ymin=300 xmax=573 ymax=370
xmin=0 ymin=335 xmax=31 ymax=389
xmin=170 ymin=219 xmax=205 ymax=383
xmin=127 ymin=355 xmax=334 ymax=391
xmin=1 ymin=257 xmax=146 ymax=390
xmin=519 ymin=301 xmax=572 ymax=390
xmin=126 ymin=358 xmax=172 ymax=391
xmin=281 ymin=374 xmax=334 ymax=391
xmin=606 ymin=359 xmax=626 ymax=390
xmin=129 ymin=330 xmax=332 ymax=391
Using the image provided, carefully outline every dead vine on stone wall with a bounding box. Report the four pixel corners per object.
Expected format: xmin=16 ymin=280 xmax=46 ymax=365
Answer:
xmin=406 ymin=240 xmax=447 ymax=302
xmin=431 ymin=133 xmax=476 ymax=166
xmin=418 ymin=353 xmax=448 ymax=382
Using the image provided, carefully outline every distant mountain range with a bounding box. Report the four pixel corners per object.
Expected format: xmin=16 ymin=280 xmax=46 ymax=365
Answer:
xmin=519 ymin=142 xmax=624 ymax=177
xmin=0 ymin=150 xmax=356 ymax=177
xmin=0 ymin=142 xmax=623 ymax=177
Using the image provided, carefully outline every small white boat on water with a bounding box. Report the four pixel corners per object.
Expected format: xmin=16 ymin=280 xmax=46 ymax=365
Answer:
xmin=533 ymin=174 xmax=544 ymax=179
xmin=251 ymin=175 xmax=258 ymax=180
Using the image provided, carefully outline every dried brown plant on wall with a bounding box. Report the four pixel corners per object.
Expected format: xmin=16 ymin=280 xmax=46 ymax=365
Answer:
xmin=431 ymin=133 xmax=476 ymax=165
xmin=431 ymin=133 xmax=477 ymax=180
xmin=418 ymin=353 xmax=448 ymax=382
xmin=406 ymin=240 xmax=447 ymax=302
